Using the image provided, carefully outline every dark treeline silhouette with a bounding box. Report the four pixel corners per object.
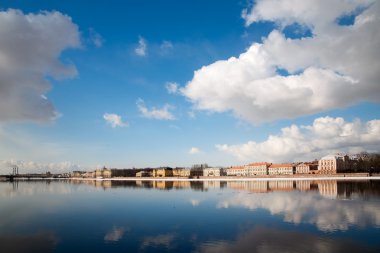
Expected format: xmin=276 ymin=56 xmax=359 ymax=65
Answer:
xmin=110 ymin=168 xmax=154 ymax=177
xmin=343 ymin=153 xmax=380 ymax=174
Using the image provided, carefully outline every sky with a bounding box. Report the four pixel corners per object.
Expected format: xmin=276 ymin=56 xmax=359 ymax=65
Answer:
xmin=0 ymin=0 xmax=379 ymax=173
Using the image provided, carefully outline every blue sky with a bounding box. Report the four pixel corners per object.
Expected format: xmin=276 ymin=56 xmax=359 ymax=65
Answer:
xmin=0 ymin=0 xmax=379 ymax=172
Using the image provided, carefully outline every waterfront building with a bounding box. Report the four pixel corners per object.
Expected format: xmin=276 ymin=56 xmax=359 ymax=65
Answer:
xmin=71 ymin=171 xmax=85 ymax=178
xmin=152 ymin=168 xmax=173 ymax=177
xmin=295 ymin=162 xmax=318 ymax=174
xmin=190 ymin=164 xmax=208 ymax=177
xmin=245 ymin=162 xmax=271 ymax=176
xmin=82 ymin=171 xmax=95 ymax=178
xmin=136 ymin=171 xmax=151 ymax=177
xmin=318 ymin=155 xmax=345 ymax=174
xmin=95 ymin=168 xmax=112 ymax=178
xmin=226 ymin=166 xmax=247 ymax=176
xmin=173 ymin=168 xmax=191 ymax=177
xmin=268 ymin=164 xmax=295 ymax=175
xmin=203 ymin=167 xmax=225 ymax=177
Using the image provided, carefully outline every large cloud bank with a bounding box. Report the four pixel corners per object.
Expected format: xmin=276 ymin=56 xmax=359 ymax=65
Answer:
xmin=217 ymin=117 xmax=380 ymax=162
xmin=0 ymin=9 xmax=81 ymax=123
xmin=182 ymin=0 xmax=380 ymax=123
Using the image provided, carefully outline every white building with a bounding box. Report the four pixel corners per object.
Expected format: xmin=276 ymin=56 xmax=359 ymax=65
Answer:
xmin=318 ymin=155 xmax=345 ymax=174
xmin=203 ymin=167 xmax=224 ymax=177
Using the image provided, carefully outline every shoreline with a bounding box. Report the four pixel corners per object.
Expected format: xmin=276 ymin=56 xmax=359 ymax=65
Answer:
xmin=3 ymin=173 xmax=380 ymax=182
xmin=69 ymin=175 xmax=380 ymax=182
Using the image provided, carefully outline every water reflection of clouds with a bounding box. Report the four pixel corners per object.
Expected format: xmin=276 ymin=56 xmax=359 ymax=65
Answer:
xmin=0 ymin=181 xmax=74 ymax=198
xmin=218 ymin=191 xmax=380 ymax=231
xmin=0 ymin=232 xmax=58 ymax=253
xmin=104 ymin=226 xmax=127 ymax=242
xmin=195 ymin=226 xmax=376 ymax=253
xmin=141 ymin=233 xmax=176 ymax=249
xmin=190 ymin=199 xmax=201 ymax=206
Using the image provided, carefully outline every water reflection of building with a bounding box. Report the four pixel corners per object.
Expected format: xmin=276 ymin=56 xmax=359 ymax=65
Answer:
xmin=227 ymin=181 xmax=269 ymax=193
xmin=317 ymin=180 xmax=338 ymax=199
xmin=172 ymin=181 xmax=191 ymax=189
xmin=203 ymin=180 xmax=221 ymax=189
xmin=268 ymin=180 xmax=294 ymax=191
xmin=153 ymin=181 xmax=173 ymax=189
xmin=69 ymin=179 xmax=380 ymax=201
xmin=295 ymin=180 xmax=311 ymax=191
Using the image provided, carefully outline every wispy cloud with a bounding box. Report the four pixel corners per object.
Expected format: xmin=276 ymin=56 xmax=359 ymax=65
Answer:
xmin=165 ymin=82 xmax=179 ymax=94
xmin=103 ymin=113 xmax=128 ymax=128
xmin=136 ymin=99 xmax=175 ymax=120
xmin=135 ymin=36 xmax=147 ymax=56
xmin=160 ymin=40 xmax=173 ymax=50
xmin=89 ymin=28 xmax=103 ymax=48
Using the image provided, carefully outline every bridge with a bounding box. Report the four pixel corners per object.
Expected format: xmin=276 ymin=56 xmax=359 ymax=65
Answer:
xmin=1 ymin=165 xmax=51 ymax=181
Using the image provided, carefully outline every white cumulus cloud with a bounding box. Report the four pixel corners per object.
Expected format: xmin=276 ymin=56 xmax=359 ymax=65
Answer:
xmin=103 ymin=113 xmax=128 ymax=128
xmin=189 ymin=147 xmax=201 ymax=155
xmin=136 ymin=99 xmax=175 ymax=120
xmin=216 ymin=116 xmax=380 ymax=162
xmin=182 ymin=0 xmax=380 ymax=123
xmin=0 ymin=9 xmax=81 ymax=123
xmin=135 ymin=36 xmax=147 ymax=56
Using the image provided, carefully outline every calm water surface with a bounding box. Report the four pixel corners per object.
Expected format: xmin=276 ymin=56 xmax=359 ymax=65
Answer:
xmin=1 ymin=179 xmax=380 ymax=253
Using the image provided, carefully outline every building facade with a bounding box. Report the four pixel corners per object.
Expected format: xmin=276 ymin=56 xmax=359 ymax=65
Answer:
xmin=152 ymin=168 xmax=173 ymax=177
xmin=268 ymin=164 xmax=295 ymax=175
xmin=245 ymin=162 xmax=271 ymax=176
xmin=172 ymin=168 xmax=191 ymax=177
xmin=318 ymin=155 xmax=345 ymax=174
xmin=203 ymin=167 xmax=225 ymax=177
xmin=226 ymin=166 xmax=247 ymax=176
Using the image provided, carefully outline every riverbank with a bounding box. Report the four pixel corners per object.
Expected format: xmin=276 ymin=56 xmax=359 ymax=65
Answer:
xmin=69 ymin=173 xmax=380 ymax=181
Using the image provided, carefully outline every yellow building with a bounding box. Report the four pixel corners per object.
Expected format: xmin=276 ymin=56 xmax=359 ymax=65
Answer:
xmin=152 ymin=168 xmax=173 ymax=177
xmin=172 ymin=168 xmax=190 ymax=177
xmin=95 ymin=168 xmax=112 ymax=178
